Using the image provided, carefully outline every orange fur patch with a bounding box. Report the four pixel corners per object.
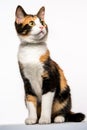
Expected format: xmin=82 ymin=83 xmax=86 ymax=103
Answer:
xmin=41 ymin=71 xmax=49 ymax=79
xmin=52 ymin=99 xmax=68 ymax=115
xmin=26 ymin=95 xmax=37 ymax=107
xmin=58 ymin=67 xmax=67 ymax=91
xmin=22 ymin=16 xmax=37 ymax=26
xmin=39 ymin=50 xmax=50 ymax=62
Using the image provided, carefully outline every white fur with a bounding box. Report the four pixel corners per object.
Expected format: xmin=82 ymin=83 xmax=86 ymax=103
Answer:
xmin=18 ymin=43 xmax=47 ymax=100
xmin=18 ymin=43 xmax=47 ymax=64
xmin=39 ymin=92 xmax=55 ymax=124
xmin=25 ymin=101 xmax=37 ymax=125
xmin=54 ymin=116 xmax=65 ymax=123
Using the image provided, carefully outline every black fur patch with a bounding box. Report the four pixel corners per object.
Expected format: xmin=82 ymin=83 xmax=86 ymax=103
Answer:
xmin=42 ymin=58 xmax=60 ymax=94
xmin=15 ymin=22 xmax=31 ymax=35
xmin=55 ymin=86 xmax=71 ymax=103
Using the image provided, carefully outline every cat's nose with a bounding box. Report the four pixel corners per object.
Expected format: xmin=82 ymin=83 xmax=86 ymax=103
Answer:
xmin=39 ymin=26 xmax=44 ymax=30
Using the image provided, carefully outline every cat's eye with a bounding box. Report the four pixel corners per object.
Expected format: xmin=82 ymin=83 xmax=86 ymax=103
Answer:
xmin=41 ymin=21 xmax=46 ymax=27
xmin=29 ymin=21 xmax=35 ymax=27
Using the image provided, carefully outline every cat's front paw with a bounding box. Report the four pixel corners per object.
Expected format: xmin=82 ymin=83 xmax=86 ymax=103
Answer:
xmin=39 ymin=116 xmax=51 ymax=124
xmin=25 ymin=118 xmax=37 ymax=125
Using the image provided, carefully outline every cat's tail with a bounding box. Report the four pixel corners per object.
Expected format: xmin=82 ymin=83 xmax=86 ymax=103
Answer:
xmin=66 ymin=112 xmax=85 ymax=122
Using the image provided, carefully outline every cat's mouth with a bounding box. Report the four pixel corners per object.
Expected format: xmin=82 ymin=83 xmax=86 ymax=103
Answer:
xmin=38 ymin=30 xmax=45 ymax=35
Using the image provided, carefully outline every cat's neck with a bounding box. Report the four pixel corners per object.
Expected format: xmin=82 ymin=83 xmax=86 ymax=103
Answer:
xmin=19 ymin=34 xmax=48 ymax=45
xmin=20 ymin=42 xmax=47 ymax=47
xmin=18 ymin=41 xmax=48 ymax=64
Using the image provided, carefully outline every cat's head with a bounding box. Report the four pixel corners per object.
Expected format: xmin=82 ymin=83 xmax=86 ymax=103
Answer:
xmin=15 ymin=5 xmax=48 ymax=44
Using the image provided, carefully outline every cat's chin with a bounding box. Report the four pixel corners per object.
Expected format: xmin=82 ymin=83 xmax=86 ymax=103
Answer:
xmin=19 ymin=34 xmax=48 ymax=44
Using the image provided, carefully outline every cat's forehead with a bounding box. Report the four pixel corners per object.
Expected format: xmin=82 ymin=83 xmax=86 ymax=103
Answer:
xmin=22 ymin=15 xmax=40 ymax=26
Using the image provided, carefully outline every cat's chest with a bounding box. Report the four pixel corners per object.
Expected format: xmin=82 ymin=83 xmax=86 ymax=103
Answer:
xmin=18 ymin=43 xmax=47 ymax=99
xmin=18 ymin=44 xmax=47 ymax=64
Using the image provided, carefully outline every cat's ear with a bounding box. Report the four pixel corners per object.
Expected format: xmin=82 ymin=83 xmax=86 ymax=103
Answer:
xmin=37 ymin=6 xmax=45 ymax=21
xmin=15 ymin=5 xmax=26 ymax=24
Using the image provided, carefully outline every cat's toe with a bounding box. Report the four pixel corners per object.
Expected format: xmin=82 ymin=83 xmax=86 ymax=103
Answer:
xmin=39 ymin=116 xmax=51 ymax=124
xmin=25 ymin=118 xmax=37 ymax=125
xmin=54 ymin=116 xmax=65 ymax=123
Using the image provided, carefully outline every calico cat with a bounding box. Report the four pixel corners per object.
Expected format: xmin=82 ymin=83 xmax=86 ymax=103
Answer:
xmin=15 ymin=5 xmax=85 ymax=124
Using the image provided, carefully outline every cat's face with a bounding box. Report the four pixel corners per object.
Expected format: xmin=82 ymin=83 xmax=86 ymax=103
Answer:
xmin=15 ymin=6 xmax=48 ymax=43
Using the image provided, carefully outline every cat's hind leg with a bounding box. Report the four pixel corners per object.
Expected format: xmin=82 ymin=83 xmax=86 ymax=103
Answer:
xmin=54 ymin=115 xmax=65 ymax=123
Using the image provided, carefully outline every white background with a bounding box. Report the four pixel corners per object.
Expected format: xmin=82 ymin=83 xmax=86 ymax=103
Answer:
xmin=0 ymin=0 xmax=87 ymax=125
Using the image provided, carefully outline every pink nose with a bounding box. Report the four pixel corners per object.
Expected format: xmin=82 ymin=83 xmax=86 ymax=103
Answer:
xmin=39 ymin=26 xmax=44 ymax=30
